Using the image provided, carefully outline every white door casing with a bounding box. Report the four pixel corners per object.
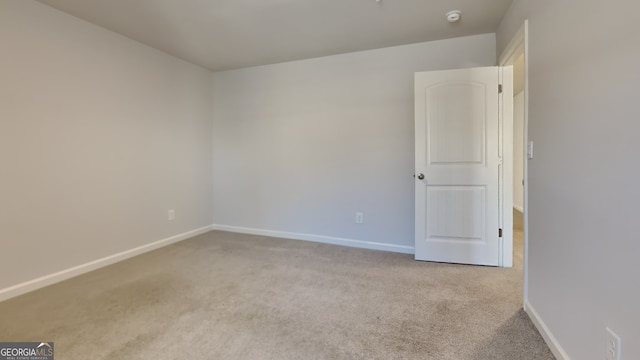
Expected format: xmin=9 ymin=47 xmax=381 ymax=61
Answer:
xmin=414 ymin=67 xmax=504 ymax=266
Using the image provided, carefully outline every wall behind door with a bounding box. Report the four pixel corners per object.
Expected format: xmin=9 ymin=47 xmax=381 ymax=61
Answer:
xmin=212 ymin=34 xmax=496 ymax=250
xmin=513 ymin=91 xmax=525 ymax=212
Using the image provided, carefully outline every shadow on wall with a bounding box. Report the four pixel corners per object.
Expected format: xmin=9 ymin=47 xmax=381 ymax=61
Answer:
xmin=471 ymin=309 xmax=556 ymax=360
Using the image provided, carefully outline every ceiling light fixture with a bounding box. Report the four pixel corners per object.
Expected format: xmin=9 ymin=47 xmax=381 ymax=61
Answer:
xmin=445 ymin=10 xmax=462 ymax=23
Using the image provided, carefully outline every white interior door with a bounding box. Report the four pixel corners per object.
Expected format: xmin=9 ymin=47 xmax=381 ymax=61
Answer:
xmin=415 ymin=67 xmax=501 ymax=266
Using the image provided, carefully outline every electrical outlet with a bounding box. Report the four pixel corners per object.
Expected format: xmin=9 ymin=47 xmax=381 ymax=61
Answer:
xmin=168 ymin=209 xmax=175 ymax=221
xmin=355 ymin=212 xmax=364 ymax=224
xmin=606 ymin=327 xmax=621 ymax=360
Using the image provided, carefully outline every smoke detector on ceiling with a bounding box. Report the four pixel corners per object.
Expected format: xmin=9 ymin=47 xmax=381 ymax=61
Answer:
xmin=445 ymin=10 xmax=462 ymax=23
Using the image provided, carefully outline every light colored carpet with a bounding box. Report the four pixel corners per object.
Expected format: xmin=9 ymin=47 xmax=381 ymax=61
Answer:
xmin=0 ymin=212 xmax=553 ymax=359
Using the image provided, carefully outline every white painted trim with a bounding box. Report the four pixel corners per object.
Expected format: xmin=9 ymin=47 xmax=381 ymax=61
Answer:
xmin=525 ymin=301 xmax=571 ymax=360
xmin=212 ymin=224 xmax=415 ymax=255
xmin=513 ymin=205 xmax=524 ymax=213
xmin=522 ymin=20 xmax=530 ymax=309
xmin=499 ymin=24 xmax=525 ymax=66
xmin=0 ymin=225 xmax=215 ymax=302
xmin=498 ymin=65 xmax=514 ymax=268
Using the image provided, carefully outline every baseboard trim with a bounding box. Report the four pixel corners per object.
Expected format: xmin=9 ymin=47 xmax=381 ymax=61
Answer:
xmin=212 ymin=224 xmax=415 ymax=255
xmin=0 ymin=225 xmax=214 ymax=303
xmin=524 ymin=301 xmax=571 ymax=360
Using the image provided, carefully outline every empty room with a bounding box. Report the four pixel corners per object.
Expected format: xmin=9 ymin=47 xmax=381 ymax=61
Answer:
xmin=1 ymin=0 xmax=638 ymax=359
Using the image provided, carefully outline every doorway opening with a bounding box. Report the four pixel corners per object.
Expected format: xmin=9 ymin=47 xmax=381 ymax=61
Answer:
xmin=512 ymin=54 xmax=525 ymax=269
xmin=499 ymin=20 xmax=528 ymax=304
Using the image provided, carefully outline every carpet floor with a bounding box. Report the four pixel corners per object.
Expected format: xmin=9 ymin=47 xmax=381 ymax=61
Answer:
xmin=0 ymin=211 xmax=554 ymax=359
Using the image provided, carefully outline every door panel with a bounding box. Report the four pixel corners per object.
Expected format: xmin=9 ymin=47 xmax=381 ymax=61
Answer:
xmin=428 ymin=83 xmax=486 ymax=164
xmin=427 ymin=186 xmax=485 ymax=242
xmin=415 ymin=67 xmax=500 ymax=266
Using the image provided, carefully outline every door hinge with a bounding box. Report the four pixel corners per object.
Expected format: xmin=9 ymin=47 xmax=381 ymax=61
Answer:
xmin=498 ymin=228 xmax=503 ymax=238
xmin=498 ymin=84 xmax=503 ymax=94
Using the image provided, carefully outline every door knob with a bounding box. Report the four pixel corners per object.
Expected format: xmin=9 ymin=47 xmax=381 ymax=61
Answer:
xmin=417 ymin=173 xmax=425 ymax=180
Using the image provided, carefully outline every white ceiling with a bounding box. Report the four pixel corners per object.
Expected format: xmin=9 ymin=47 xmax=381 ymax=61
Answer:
xmin=36 ymin=0 xmax=513 ymax=71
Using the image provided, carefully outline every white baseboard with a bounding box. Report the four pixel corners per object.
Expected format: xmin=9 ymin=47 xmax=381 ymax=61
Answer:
xmin=524 ymin=301 xmax=571 ymax=360
xmin=514 ymin=205 xmax=524 ymax=213
xmin=0 ymin=225 xmax=214 ymax=302
xmin=212 ymin=224 xmax=415 ymax=255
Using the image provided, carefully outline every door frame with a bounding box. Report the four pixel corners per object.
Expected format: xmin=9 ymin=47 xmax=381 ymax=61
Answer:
xmin=499 ymin=63 xmax=514 ymax=268
xmin=499 ymin=20 xmax=529 ymax=303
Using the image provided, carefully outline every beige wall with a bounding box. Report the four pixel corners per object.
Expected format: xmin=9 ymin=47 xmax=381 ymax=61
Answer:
xmin=513 ymin=54 xmax=525 ymax=95
xmin=0 ymin=1 xmax=214 ymax=291
xmin=513 ymin=91 xmax=524 ymax=212
xmin=212 ymin=34 xmax=496 ymax=250
xmin=498 ymin=1 xmax=640 ymax=359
